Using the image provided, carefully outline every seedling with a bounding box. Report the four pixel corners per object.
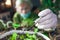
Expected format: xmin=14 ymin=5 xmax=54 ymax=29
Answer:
xmin=24 ymin=28 xmax=38 ymax=40
xmin=0 ymin=20 xmax=7 ymax=30
xmin=25 ymin=33 xmax=37 ymax=40
xmin=8 ymin=33 xmax=18 ymax=40
xmin=34 ymin=28 xmax=38 ymax=34
xmin=12 ymin=23 xmax=20 ymax=29
xmin=20 ymin=35 xmax=25 ymax=40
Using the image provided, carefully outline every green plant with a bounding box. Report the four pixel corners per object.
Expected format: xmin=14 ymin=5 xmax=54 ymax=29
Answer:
xmin=7 ymin=28 xmax=46 ymax=40
xmin=6 ymin=21 xmax=20 ymax=29
xmin=5 ymin=31 xmax=44 ymax=40
xmin=8 ymin=32 xmax=44 ymax=40
xmin=0 ymin=20 xmax=7 ymax=30
xmin=20 ymin=35 xmax=25 ymax=40
xmin=12 ymin=23 xmax=20 ymax=29
xmin=6 ymin=21 xmax=13 ymax=28
xmin=39 ymin=0 xmax=60 ymax=15
xmin=8 ymin=33 xmax=18 ymax=40
xmin=34 ymin=28 xmax=38 ymax=33
xmin=21 ymin=19 xmax=34 ymax=27
xmin=24 ymin=33 xmax=36 ymax=40
xmin=24 ymin=28 xmax=38 ymax=40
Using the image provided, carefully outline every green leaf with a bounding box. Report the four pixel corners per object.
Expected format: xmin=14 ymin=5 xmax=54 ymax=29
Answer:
xmin=9 ymin=33 xmax=18 ymax=40
xmin=12 ymin=23 xmax=20 ymax=29
xmin=20 ymin=35 xmax=25 ymax=39
xmin=32 ymin=34 xmax=36 ymax=39
xmin=34 ymin=28 xmax=38 ymax=34
xmin=21 ymin=19 xmax=34 ymax=27
xmin=26 ymin=33 xmax=30 ymax=37
xmin=24 ymin=38 xmax=31 ymax=40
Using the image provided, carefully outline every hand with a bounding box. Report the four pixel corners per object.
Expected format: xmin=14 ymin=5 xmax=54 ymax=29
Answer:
xmin=34 ymin=9 xmax=57 ymax=30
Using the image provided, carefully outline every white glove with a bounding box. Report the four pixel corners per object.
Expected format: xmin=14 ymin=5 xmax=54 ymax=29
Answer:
xmin=34 ymin=9 xmax=57 ymax=31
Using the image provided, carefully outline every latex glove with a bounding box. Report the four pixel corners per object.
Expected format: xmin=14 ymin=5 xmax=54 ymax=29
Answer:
xmin=34 ymin=9 xmax=57 ymax=31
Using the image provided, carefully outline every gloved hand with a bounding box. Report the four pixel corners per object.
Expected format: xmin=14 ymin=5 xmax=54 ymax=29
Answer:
xmin=34 ymin=9 xmax=57 ymax=31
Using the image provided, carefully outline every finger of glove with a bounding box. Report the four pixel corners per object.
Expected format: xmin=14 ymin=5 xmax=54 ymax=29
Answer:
xmin=40 ymin=17 xmax=54 ymax=25
xmin=40 ymin=13 xmax=57 ymax=25
xmin=38 ymin=9 xmax=52 ymax=17
xmin=39 ymin=19 xmax=57 ymax=29
xmin=34 ymin=18 xmax=41 ymax=23
xmin=34 ymin=13 xmax=53 ymax=23
xmin=39 ymin=13 xmax=53 ymax=23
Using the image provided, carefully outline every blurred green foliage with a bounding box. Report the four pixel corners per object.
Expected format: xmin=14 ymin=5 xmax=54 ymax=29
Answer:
xmin=39 ymin=0 xmax=60 ymax=15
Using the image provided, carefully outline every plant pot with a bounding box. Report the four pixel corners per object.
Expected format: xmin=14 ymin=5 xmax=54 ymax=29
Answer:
xmin=0 ymin=30 xmax=50 ymax=40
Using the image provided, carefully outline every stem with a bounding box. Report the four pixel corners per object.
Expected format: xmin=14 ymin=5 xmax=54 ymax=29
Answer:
xmin=6 ymin=21 xmax=12 ymax=28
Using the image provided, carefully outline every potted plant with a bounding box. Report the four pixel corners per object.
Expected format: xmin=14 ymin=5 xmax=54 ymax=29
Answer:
xmin=0 ymin=30 xmax=50 ymax=40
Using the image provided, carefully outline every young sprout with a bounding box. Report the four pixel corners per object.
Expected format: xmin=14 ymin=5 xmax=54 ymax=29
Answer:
xmin=6 ymin=21 xmax=13 ymax=28
xmin=0 ymin=20 xmax=6 ymax=30
xmin=12 ymin=23 xmax=20 ymax=29
xmin=26 ymin=32 xmax=37 ymax=40
xmin=25 ymin=28 xmax=38 ymax=40
xmin=20 ymin=35 xmax=25 ymax=40
xmin=24 ymin=38 xmax=32 ymax=40
xmin=34 ymin=28 xmax=38 ymax=34
xmin=8 ymin=33 xmax=18 ymax=40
